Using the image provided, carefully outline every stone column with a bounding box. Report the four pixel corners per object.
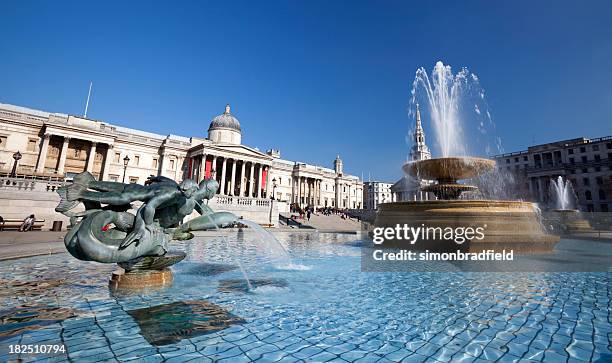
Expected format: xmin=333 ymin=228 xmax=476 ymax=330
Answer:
xmin=309 ymin=179 xmax=313 ymax=205
xmin=56 ymin=136 xmax=71 ymax=175
xmin=198 ymin=154 xmax=206 ymax=182
xmin=298 ymin=177 xmax=302 ymax=205
xmin=176 ymin=156 xmax=183 ymax=180
xmin=211 ymin=155 xmax=217 ymax=179
xmin=248 ymin=162 xmax=255 ymax=197
xmin=86 ymin=142 xmax=97 ymax=172
xmin=102 ymin=144 xmax=114 ymax=181
xmin=240 ymin=161 xmax=246 ymax=196
xmin=220 ymin=158 xmax=227 ymax=195
xmin=537 ymin=177 xmax=544 ymax=202
xmin=347 ymin=185 xmax=351 ymax=208
xmin=230 ymin=159 xmax=237 ymax=196
xmin=257 ymin=164 xmax=263 ymax=198
xmin=35 ymin=134 xmax=50 ymax=173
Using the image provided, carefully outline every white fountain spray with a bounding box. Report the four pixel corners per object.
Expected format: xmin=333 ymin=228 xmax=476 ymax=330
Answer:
xmin=550 ymin=176 xmax=577 ymax=210
xmin=410 ymin=61 xmax=500 ymax=158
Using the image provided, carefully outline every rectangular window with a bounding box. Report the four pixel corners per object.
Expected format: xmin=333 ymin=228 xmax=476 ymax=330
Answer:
xmin=523 ymin=156 xmax=528 ymax=161
xmin=583 ymin=178 xmax=590 ymax=186
xmin=0 ymin=135 xmax=7 ymax=149
xmin=114 ymin=153 xmax=121 ymax=163
xmin=569 ymin=158 xmax=574 ymax=164
xmin=581 ymin=156 xmax=587 ymax=163
xmin=152 ymin=158 xmax=158 ymax=168
xmin=109 ymin=174 xmax=119 ymax=182
xmin=580 ymin=146 xmax=586 ymax=153
xmin=596 ymin=176 xmax=603 ymax=185
xmin=129 ymin=177 xmax=138 ymax=184
xmin=27 ymin=139 xmax=37 ymax=152
xmin=134 ymin=155 xmax=140 ymax=166
xmin=568 ymin=149 xmax=574 ymax=154
xmin=595 ymin=155 xmax=601 ymax=162
xmin=169 ymin=159 xmax=175 ymax=170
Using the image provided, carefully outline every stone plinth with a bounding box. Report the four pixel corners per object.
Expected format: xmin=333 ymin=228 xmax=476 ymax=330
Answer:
xmin=109 ymin=268 xmax=173 ymax=290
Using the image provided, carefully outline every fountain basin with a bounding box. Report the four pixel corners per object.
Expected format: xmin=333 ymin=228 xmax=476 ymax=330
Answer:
xmin=552 ymin=209 xmax=593 ymax=233
xmin=375 ymin=200 xmax=559 ymax=253
xmin=403 ymin=157 xmax=496 ymax=181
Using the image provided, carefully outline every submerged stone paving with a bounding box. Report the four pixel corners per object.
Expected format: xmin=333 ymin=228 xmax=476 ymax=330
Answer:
xmin=0 ymin=234 xmax=610 ymax=362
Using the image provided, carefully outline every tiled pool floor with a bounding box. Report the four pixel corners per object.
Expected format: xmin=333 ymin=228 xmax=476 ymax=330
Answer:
xmin=0 ymin=232 xmax=610 ymax=362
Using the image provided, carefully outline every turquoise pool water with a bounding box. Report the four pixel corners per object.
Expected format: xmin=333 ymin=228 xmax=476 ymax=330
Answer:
xmin=0 ymin=232 xmax=610 ymax=362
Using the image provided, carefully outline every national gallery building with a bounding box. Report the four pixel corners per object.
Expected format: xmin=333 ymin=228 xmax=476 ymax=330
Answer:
xmin=0 ymin=102 xmax=362 ymax=227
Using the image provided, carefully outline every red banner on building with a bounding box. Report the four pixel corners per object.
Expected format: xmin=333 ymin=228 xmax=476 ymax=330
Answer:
xmin=205 ymin=159 xmax=213 ymax=179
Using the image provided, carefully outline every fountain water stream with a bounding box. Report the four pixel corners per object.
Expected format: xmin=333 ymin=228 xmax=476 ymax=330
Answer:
xmin=550 ymin=176 xmax=577 ymax=210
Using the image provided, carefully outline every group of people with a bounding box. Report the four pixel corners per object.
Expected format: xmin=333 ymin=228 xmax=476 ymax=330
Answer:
xmin=288 ymin=204 xmax=359 ymax=222
xmin=290 ymin=204 xmax=314 ymax=221
xmin=0 ymin=214 xmax=37 ymax=232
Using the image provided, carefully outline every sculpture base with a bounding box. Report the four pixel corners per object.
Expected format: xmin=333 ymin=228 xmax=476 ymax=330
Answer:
xmin=375 ymin=200 xmax=560 ymax=253
xmin=554 ymin=209 xmax=593 ymax=233
xmin=109 ymin=268 xmax=173 ymax=290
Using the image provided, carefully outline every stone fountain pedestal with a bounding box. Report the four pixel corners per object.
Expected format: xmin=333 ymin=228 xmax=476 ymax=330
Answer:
xmin=108 ymin=251 xmax=186 ymax=291
xmin=375 ymin=157 xmax=559 ymax=253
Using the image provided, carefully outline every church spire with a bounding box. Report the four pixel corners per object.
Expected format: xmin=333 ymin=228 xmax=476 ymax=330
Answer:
xmin=409 ymin=103 xmax=431 ymax=162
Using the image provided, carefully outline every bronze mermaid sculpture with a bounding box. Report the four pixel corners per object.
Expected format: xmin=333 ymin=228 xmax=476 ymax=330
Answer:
xmin=56 ymin=172 xmax=237 ymax=265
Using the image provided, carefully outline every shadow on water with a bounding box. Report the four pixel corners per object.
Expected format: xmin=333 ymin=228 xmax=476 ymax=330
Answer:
xmin=218 ymin=278 xmax=289 ymax=294
xmin=183 ymin=263 xmax=238 ymax=277
xmin=126 ymin=300 xmax=245 ymax=346
xmin=0 ymin=305 xmax=77 ymax=340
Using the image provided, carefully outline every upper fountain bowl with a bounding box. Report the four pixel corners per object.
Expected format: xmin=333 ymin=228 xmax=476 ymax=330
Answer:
xmin=403 ymin=157 xmax=495 ymax=181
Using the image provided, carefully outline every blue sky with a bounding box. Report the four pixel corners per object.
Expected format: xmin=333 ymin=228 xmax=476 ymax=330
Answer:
xmin=1 ymin=1 xmax=611 ymax=181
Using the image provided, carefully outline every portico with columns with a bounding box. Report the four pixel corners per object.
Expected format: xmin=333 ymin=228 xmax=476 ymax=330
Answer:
xmin=186 ymin=145 xmax=273 ymax=198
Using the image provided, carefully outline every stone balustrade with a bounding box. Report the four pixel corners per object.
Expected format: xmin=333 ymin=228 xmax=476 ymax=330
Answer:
xmin=0 ymin=176 xmax=66 ymax=193
xmin=214 ymin=195 xmax=271 ymax=208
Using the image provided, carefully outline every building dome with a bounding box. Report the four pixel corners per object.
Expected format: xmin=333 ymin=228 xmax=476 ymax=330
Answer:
xmin=208 ymin=104 xmax=242 ymax=144
xmin=209 ymin=104 xmax=241 ymax=133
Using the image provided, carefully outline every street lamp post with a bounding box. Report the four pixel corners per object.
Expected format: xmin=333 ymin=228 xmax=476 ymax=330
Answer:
xmin=10 ymin=151 xmax=22 ymax=178
xmin=271 ymin=178 xmax=277 ymax=200
xmin=122 ymin=155 xmax=130 ymax=183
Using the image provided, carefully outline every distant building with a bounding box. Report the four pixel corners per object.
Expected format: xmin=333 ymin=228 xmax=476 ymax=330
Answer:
xmin=0 ymin=102 xmax=362 ymax=227
xmin=391 ymin=104 xmax=434 ymax=201
xmin=492 ymin=136 xmax=612 ymax=212
xmin=363 ymin=181 xmax=394 ymax=210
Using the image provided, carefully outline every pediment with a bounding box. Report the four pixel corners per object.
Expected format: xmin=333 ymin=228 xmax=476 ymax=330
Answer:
xmin=199 ymin=143 xmax=273 ymax=161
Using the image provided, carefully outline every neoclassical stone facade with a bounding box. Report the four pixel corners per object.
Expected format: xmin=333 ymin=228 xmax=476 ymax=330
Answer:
xmin=0 ymin=102 xmax=362 ymax=224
